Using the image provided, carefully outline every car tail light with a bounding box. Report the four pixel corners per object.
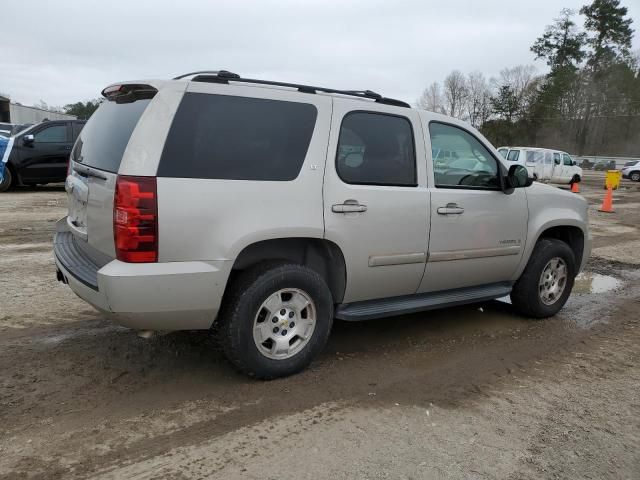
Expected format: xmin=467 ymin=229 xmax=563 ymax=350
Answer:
xmin=114 ymin=175 xmax=158 ymax=263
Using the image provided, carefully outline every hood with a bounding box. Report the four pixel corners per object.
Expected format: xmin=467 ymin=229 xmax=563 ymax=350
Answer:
xmin=526 ymin=181 xmax=589 ymax=218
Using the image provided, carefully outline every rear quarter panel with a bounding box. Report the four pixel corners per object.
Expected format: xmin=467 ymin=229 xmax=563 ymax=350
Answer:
xmin=156 ymin=83 xmax=333 ymax=262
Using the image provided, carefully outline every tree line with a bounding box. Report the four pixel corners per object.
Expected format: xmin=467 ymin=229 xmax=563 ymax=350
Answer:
xmin=417 ymin=0 xmax=638 ymax=157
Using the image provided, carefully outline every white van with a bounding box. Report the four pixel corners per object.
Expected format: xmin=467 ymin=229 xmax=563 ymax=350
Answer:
xmin=498 ymin=147 xmax=582 ymax=185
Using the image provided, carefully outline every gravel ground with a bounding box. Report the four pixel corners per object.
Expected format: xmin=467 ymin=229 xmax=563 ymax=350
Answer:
xmin=0 ymin=174 xmax=639 ymax=479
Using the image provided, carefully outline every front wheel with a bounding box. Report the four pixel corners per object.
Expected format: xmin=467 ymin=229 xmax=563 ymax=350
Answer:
xmin=631 ymin=172 xmax=640 ymax=182
xmin=510 ymin=239 xmax=576 ymax=318
xmin=218 ymin=263 xmax=333 ymax=379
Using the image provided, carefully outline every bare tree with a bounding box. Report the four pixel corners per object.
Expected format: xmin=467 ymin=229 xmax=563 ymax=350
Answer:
xmin=443 ymin=70 xmax=468 ymax=119
xmin=466 ymin=72 xmax=492 ymax=127
xmin=417 ymin=82 xmax=445 ymax=113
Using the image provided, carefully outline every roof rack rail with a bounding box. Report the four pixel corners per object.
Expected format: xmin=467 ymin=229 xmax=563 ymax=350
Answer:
xmin=172 ymin=70 xmax=410 ymax=108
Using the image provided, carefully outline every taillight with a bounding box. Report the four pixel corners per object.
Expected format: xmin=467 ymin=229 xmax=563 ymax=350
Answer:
xmin=114 ymin=175 xmax=158 ymax=263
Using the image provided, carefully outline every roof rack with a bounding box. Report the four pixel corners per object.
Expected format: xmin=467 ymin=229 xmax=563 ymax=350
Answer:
xmin=172 ymin=70 xmax=410 ymax=108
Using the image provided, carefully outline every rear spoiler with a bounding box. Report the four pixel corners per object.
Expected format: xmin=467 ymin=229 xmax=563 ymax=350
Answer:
xmin=101 ymin=84 xmax=158 ymax=104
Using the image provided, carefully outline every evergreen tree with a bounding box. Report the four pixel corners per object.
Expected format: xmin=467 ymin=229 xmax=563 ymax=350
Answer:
xmin=580 ymin=0 xmax=634 ymax=69
xmin=531 ymin=8 xmax=586 ymax=72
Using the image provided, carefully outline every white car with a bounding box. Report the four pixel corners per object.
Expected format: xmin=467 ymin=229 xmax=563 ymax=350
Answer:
xmin=498 ymin=146 xmax=582 ymax=185
xmin=621 ymin=160 xmax=640 ymax=182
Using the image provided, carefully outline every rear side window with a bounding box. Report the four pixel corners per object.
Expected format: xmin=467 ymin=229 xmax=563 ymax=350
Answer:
xmin=74 ymin=99 xmax=151 ymax=173
xmin=507 ymin=150 xmax=520 ymax=162
xmin=545 ymin=152 xmax=553 ymax=165
xmin=336 ymin=112 xmax=416 ymax=186
xmin=526 ymin=151 xmax=544 ymax=164
xmin=158 ymin=93 xmax=317 ymax=181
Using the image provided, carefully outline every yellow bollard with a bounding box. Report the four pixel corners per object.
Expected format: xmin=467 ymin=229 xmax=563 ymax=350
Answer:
xmin=604 ymin=170 xmax=622 ymax=190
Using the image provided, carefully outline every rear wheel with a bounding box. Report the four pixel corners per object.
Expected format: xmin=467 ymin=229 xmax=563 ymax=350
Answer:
xmin=510 ymin=238 xmax=576 ymax=318
xmin=218 ymin=263 xmax=333 ymax=379
xmin=0 ymin=166 xmax=13 ymax=192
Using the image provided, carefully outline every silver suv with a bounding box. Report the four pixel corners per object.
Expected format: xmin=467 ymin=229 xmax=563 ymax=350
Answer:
xmin=54 ymin=70 xmax=591 ymax=378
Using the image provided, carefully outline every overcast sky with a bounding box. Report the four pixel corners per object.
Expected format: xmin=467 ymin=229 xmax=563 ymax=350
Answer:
xmin=2 ymin=0 xmax=638 ymax=107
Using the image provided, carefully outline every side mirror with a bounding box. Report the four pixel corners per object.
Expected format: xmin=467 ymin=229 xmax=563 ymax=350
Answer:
xmin=572 ymin=161 xmax=577 ymax=166
xmin=506 ymin=164 xmax=533 ymax=189
xmin=23 ymin=134 xmax=34 ymax=146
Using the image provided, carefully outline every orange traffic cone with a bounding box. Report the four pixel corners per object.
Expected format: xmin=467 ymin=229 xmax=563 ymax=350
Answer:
xmin=570 ymin=182 xmax=580 ymax=193
xmin=599 ymin=185 xmax=614 ymax=213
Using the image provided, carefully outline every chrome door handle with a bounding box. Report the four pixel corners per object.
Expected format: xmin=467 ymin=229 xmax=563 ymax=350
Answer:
xmin=332 ymin=201 xmax=367 ymax=213
xmin=437 ymin=203 xmax=464 ymax=215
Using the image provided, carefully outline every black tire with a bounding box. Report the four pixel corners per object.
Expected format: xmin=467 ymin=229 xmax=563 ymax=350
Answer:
xmin=631 ymin=171 xmax=640 ymax=182
xmin=218 ymin=263 xmax=333 ymax=379
xmin=0 ymin=166 xmax=13 ymax=192
xmin=510 ymin=238 xmax=576 ymax=319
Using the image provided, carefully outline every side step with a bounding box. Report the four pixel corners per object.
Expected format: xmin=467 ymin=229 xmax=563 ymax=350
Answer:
xmin=335 ymin=282 xmax=513 ymax=321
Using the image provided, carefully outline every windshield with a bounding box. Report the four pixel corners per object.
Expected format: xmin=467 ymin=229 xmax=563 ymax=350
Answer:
xmin=73 ymin=99 xmax=151 ymax=173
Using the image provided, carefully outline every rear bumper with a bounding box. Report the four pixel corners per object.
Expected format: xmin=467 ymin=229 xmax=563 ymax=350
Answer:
xmin=54 ymin=219 xmax=232 ymax=331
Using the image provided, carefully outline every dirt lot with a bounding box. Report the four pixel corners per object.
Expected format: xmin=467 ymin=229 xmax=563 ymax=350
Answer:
xmin=1 ymin=174 xmax=639 ymax=479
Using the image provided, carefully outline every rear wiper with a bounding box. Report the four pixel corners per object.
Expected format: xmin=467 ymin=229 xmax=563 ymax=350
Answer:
xmin=72 ymin=163 xmax=108 ymax=180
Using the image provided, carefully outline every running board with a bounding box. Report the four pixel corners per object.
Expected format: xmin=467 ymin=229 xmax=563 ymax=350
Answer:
xmin=335 ymin=282 xmax=513 ymax=321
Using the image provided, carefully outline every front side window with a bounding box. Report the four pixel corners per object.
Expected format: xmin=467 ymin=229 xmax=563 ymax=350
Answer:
xmin=429 ymin=122 xmax=499 ymax=189
xmin=507 ymin=149 xmax=520 ymax=162
xmin=159 ymin=93 xmax=317 ymax=181
xmin=563 ymin=154 xmax=573 ymax=166
xmin=336 ymin=112 xmax=416 ymax=186
xmin=34 ymin=125 xmax=67 ymax=143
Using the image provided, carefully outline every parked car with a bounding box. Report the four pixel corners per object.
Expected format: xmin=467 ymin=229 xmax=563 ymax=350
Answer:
xmin=0 ymin=119 xmax=86 ymax=192
xmin=498 ymin=146 xmax=582 ymax=184
xmin=575 ymin=158 xmax=594 ymax=170
xmin=621 ymin=160 xmax=640 ymax=182
xmin=54 ymin=71 xmax=591 ymax=378
xmin=593 ymin=160 xmax=616 ymax=171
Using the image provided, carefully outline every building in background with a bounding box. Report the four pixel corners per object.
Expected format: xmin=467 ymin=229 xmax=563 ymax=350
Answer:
xmin=0 ymin=95 xmax=76 ymax=124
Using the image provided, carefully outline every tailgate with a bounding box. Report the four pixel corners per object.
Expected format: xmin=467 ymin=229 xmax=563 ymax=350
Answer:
xmin=66 ymin=96 xmax=153 ymax=258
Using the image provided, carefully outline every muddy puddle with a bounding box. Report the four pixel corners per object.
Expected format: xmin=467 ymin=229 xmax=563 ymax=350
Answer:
xmin=573 ymin=272 xmax=622 ymax=294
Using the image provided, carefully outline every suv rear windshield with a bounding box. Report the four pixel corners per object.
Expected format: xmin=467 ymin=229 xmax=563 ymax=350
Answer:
xmin=158 ymin=93 xmax=318 ymax=181
xmin=73 ymin=99 xmax=151 ymax=173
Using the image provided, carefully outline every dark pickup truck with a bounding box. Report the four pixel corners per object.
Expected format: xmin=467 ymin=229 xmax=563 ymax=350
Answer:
xmin=0 ymin=119 xmax=86 ymax=192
